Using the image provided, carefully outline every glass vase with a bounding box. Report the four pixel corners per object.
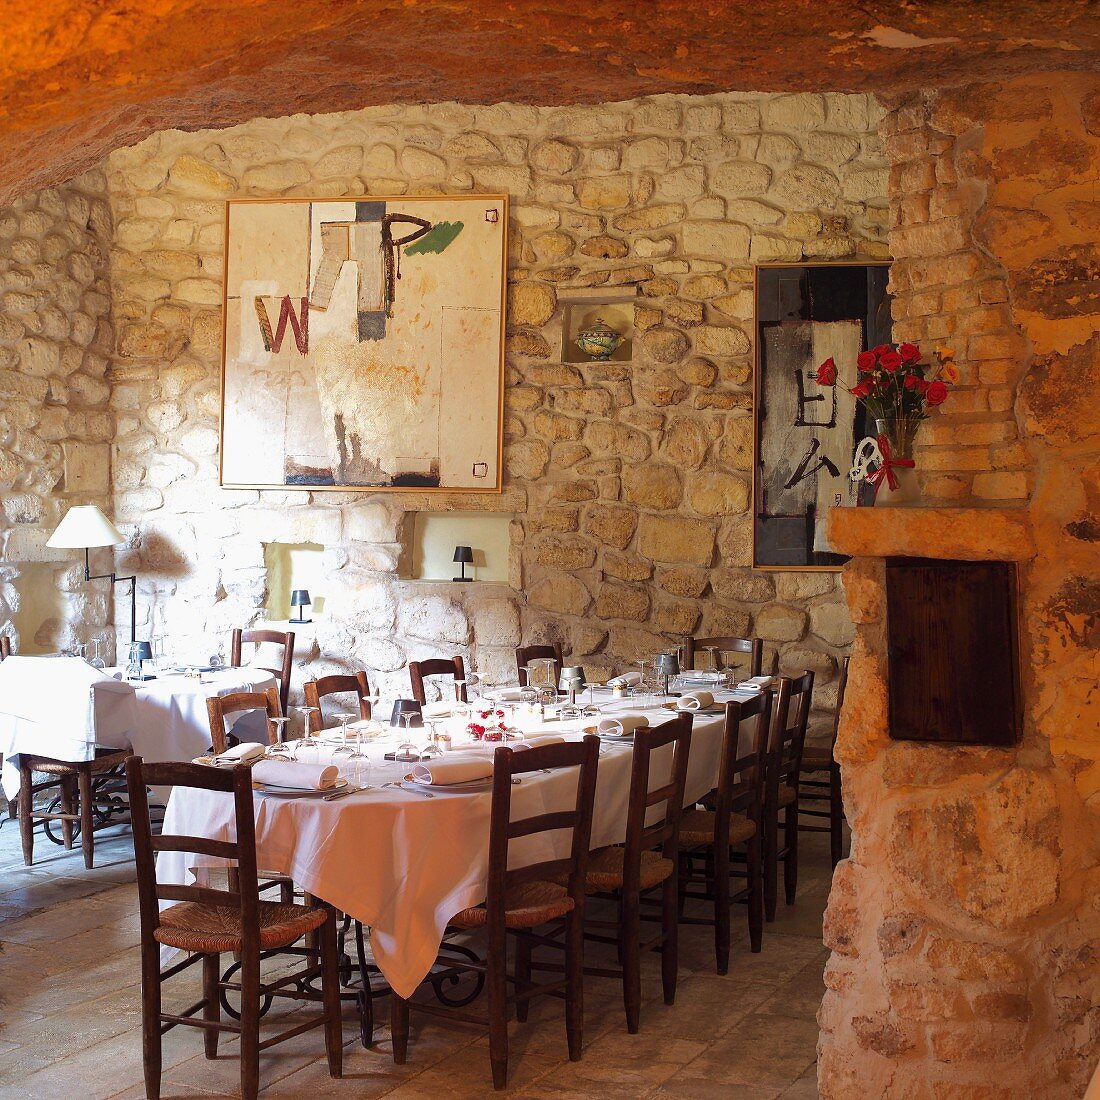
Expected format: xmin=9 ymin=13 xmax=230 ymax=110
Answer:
xmin=873 ymin=417 xmax=921 ymax=507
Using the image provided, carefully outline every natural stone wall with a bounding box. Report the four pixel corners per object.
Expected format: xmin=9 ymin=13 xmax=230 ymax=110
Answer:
xmin=0 ymin=171 xmax=116 ymax=656
xmin=103 ymin=91 xmax=889 ymax=714
xmin=819 ymin=75 xmax=1100 ymax=1099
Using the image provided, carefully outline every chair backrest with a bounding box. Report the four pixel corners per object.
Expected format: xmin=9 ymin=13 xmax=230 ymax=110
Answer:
xmin=713 ymin=690 xmax=774 ymax=830
xmin=303 ymin=671 xmax=373 ymax=733
xmin=127 ymin=757 xmax=260 ymax=949
xmin=408 ymin=656 xmax=467 ymax=705
xmin=0 ymin=635 xmax=10 ymax=660
xmin=230 ymin=628 xmax=295 ymax=713
xmin=828 ymin=656 xmax=850 ymax=755
xmin=206 ymin=687 xmax=282 ymax=754
xmin=683 ymin=636 xmax=765 ymax=678
xmin=485 ymin=736 xmax=600 ymax=932
xmin=515 ymin=643 xmax=564 ymax=687
xmin=767 ymin=671 xmax=815 ymax=807
xmin=622 ymin=714 xmax=693 ymax=889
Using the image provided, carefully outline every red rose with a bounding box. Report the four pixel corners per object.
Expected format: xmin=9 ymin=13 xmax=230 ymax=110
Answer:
xmin=900 ymin=342 xmax=921 ymax=363
xmin=856 ymin=351 xmax=876 ymax=372
xmin=926 ymin=380 xmax=949 ymax=405
xmin=815 ymin=358 xmax=837 ymax=385
xmin=872 ymin=344 xmax=892 ymax=358
xmin=903 ymin=374 xmax=928 ymax=391
xmin=850 ymin=382 xmax=871 ymax=398
xmin=879 ymin=350 xmax=903 ymax=371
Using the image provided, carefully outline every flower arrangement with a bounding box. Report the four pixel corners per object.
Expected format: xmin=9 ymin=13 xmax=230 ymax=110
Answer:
xmin=815 ymin=342 xmax=958 ymax=461
xmin=468 ymin=708 xmax=507 ymax=742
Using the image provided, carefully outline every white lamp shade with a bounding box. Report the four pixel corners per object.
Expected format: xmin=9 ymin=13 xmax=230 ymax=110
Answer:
xmin=47 ymin=505 xmax=124 ymax=549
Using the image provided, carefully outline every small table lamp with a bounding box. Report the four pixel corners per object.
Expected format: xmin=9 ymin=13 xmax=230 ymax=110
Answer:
xmin=47 ymin=505 xmax=142 ymax=650
xmin=452 ymin=545 xmax=474 ymax=582
xmin=290 ymin=589 xmax=312 ymax=624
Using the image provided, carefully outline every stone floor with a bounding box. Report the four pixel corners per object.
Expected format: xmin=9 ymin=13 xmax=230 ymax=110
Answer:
xmin=0 ymin=809 xmax=831 ymax=1099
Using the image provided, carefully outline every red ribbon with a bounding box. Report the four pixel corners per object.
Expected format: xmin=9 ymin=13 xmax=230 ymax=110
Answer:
xmin=867 ymin=433 xmax=915 ymax=497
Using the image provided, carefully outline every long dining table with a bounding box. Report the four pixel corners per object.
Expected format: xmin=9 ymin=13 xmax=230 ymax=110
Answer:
xmin=157 ymin=687 xmax=759 ymax=999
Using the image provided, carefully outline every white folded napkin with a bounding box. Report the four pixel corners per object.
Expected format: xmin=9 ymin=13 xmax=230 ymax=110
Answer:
xmin=422 ymin=701 xmax=452 ymax=718
xmin=514 ymin=734 xmax=566 ymax=750
xmin=491 ymin=687 xmax=527 ymax=701
xmin=597 ymin=712 xmax=650 ymax=738
xmin=214 ymin=742 xmax=266 ymax=765
xmin=409 ymin=754 xmax=494 ymax=786
xmin=607 ymin=671 xmax=642 ymax=687
xmin=677 ymin=691 xmax=714 ymax=711
xmin=736 ymin=676 xmax=775 ymax=693
xmin=252 ymin=759 xmax=339 ymax=790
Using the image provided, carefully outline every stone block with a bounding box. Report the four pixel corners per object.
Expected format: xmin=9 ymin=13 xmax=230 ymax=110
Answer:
xmin=595 ymin=582 xmax=650 ymax=622
xmin=621 ymin=464 xmax=683 ymax=509
xmin=471 ymin=599 xmax=521 ymax=647
xmin=398 ymin=595 xmax=469 ymax=644
xmin=508 ymin=282 xmax=556 ymax=327
xmin=535 ymin=536 xmax=596 ymax=570
xmin=688 ymin=470 xmax=750 ymax=516
xmin=61 ymin=442 xmax=110 ymax=494
xmin=656 ymin=566 xmax=709 ymax=599
xmin=585 ymin=505 xmax=637 ymax=550
xmin=681 ymin=220 xmax=751 ymax=259
xmin=753 ymin=603 xmax=807 ymax=642
xmin=528 ymin=572 xmax=591 ymax=617
xmin=809 ymin=600 xmax=856 ymax=646
xmin=711 ymin=568 xmax=774 ymax=602
xmin=603 ymin=551 xmax=653 ymax=582
xmin=638 ymin=514 xmax=716 ymax=566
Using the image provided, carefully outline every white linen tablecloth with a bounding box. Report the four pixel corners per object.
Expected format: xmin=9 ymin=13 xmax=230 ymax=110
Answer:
xmin=0 ymin=657 xmax=138 ymax=799
xmin=158 ymin=689 xmax=762 ymax=997
xmin=0 ymin=661 xmax=277 ymax=800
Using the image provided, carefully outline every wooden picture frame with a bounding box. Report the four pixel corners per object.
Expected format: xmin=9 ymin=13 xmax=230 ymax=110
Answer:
xmin=219 ymin=194 xmax=508 ymax=493
xmin=752 ymin=261 xmax=891 ymax=570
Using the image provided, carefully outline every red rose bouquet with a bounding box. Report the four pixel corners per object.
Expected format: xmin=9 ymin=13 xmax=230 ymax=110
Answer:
xmin=815 ymin=342 xmax=958 ymax=462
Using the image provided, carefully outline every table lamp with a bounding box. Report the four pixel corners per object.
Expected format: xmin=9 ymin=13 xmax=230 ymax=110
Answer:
xmin=655 ymin=652 xmax=680 ymax=695
xmin=47 ymin=505 xmax=142 ymax=651
xmin=289 ymin=589 xmax=312 ymax=624
xmin=452 ymin=545 xmax=474 ymax=582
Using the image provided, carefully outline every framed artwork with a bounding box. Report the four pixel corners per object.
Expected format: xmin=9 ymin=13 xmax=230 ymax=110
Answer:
xmin=219 ymin=195 xmax=508 ymax=491
xmin=753 ymin=261 xmax=891 ymax=570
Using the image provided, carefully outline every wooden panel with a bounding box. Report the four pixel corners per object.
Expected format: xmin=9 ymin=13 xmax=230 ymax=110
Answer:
xmin=885 ymin=558 xmax=1020 ymax=746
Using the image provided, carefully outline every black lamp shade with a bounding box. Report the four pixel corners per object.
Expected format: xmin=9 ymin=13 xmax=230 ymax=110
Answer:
xmin=452 ymin=546 xmax=474 ymax=564
xmin=290 ymin=590 xmax=311 ymax=606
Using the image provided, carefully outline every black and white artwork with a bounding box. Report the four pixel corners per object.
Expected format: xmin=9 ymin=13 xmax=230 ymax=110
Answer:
xmin=753 ymin=263 xmax=891 ymax=569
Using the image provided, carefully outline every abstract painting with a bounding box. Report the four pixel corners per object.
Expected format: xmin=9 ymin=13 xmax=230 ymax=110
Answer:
xmin=220 ymin=195 xmax=508 ymax=491
xmin=753 ymin=262 xmax=891 ymax=569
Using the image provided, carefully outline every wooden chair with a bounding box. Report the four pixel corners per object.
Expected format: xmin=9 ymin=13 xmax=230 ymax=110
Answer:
xmin=515 ymin=643 xmax=564 ymax=687
xmin=302 ymin=672 xmax=373 ymax=734
xmin=677 ymin=690 xmax=774 ymax=968
xmin=391 ymin=736 xmax=600 ymax=1090
xmin=408 ymin=656 xmax=467 ymax=705
xmin=798 ymin=657 xmax=850 ymax=867
xmin=18 ymin=745 xmax=131 ymax=868
xmin=206 ymin=687 xmax=282 ymax=755
xmin=231 ymin=629 xmax=295 ymax=714
xmin=764 ymin=671 xmax=815 ymax=922
xmin=683 ymin=635 xmax=766 ymax=678
xmin=560 ymin=714 xmax=692 ymax=1034
xmin=126 ymin=757 xmax=342 ymax=1100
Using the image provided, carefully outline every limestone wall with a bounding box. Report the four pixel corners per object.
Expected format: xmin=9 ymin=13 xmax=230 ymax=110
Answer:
xmin=818 ymin=75 xmax=1100 ymax=1098
xmin=0 ymin=171 xmax=116 ymax=656
xmin=103 ymin=92 xmax=890 ymax=711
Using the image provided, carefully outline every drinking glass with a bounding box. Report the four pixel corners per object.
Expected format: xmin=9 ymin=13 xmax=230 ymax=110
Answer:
xmin=421 ymin=718 xmax=443 ymax=761
xmin=269 ymin=716 xmax=290 ymax=746
xmin=465 ymin=672 xmax=482 ymax=702
xmin=89 ymin=639 xmax=106 ymax=670
xmin=453 ymin=679 xmax=468 ymax=704
xmin=397 ymin=712 xmax=420 ymax=762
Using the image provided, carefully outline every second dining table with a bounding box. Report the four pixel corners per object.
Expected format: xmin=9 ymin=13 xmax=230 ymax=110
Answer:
xmin=157 ymin=686 xmax=761 ymax=999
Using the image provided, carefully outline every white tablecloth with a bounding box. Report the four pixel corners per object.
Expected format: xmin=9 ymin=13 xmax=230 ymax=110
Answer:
xmin=159 ymin=690 xmax=760 ymax=997
xmin=0 ymin=661 xmax=276 ymax=800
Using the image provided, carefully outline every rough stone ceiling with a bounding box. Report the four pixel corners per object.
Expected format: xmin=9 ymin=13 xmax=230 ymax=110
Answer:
xmin=2 ymin=0 xmax=1098 ymax=203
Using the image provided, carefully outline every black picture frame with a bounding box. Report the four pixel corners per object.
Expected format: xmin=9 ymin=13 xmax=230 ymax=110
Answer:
xmin=752 ymin=261 xmax=892 ymax=570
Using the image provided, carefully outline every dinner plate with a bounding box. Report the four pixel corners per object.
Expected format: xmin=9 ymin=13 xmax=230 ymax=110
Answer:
xmin=254 ymin=777 xmax=350 ymax=798
xmin=400 ymin=775 xmax=494 ymax=793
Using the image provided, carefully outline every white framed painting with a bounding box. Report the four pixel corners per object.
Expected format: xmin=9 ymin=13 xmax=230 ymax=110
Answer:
xmin=219 ymin=194 xmax=508 ymax=492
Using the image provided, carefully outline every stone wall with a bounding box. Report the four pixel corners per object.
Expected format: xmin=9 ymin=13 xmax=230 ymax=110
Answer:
xmin=103 ymin=91 xmax=890 ymax=713
xmin=0 ymin=170 xmax=116 ymax=656
xmin=818 ymin=75 xmax=1100 ymax=1099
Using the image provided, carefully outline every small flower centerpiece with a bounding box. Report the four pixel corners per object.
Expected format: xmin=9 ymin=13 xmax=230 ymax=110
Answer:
xmin=815 ymin=342 xmax=959 ymax=504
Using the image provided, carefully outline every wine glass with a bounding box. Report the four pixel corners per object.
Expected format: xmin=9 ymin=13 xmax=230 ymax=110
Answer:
xmin=464 ymin=672 xmax=482 ymax=702
xmin=397 ymin=711 xmax=419 ymax=762
xmin=453 ymin=679 xmax=468 ymax=704
xmin=421 ymin=718 xmax=443 ymax=761
xmin=268 ymin=716 xmax=291 ymax=754
xmin=89 ymin=638 xmax=106 ymax=670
